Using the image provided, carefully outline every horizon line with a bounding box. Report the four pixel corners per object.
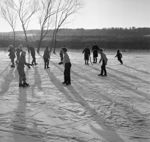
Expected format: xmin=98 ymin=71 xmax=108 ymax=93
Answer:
xmin=1 ymin=26 xmax=150 ymax=33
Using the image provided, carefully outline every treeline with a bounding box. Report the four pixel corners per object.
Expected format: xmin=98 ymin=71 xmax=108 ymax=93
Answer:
xmin=0 ymin=28 xmax=150 ymax=50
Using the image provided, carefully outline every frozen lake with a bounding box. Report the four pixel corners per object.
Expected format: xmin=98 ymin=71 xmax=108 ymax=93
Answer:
xmin=0 ymin=49 xmax=150 ymax=142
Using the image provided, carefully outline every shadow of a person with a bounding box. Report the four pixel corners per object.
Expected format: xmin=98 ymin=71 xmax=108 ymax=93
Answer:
xmin=0 ymin=64 xmax=10 ymax=76
xmin=12 ymin=88 xmax=27 ymax=141
xmin=33 ymin=67 xmax=42 ymax=90
xmin=0 ymin=68 xmax=15 ymax=95
xmin=66 ymin=85 xmax=124 ymax=142
xmin=45 ymin=69 xmax=75 ymax=102
xmin=90 ymin=124 xmax=124 ymax=142
xmin=30 ymin=66 xmax=42 ymax=98
xmin=12 ymin=87 xmax=43 ymax=142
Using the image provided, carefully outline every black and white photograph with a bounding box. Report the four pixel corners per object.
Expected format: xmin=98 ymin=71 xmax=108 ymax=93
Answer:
xmin=0 ymin=0 xmax=150 ymax=142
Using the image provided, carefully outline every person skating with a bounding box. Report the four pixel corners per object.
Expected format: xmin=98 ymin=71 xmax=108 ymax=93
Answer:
xmin=62 ymin=48 xmax=71 ymax=85
xmin=82 ymin=47 xmax=91 ymax=65
xmin=58 ymin=48 xmax=63 ymax=65
xmin=8 ymin=44 xmax=16 ymax=68
xmin=92 ymin=44 xmax=99 ymax=63
xmin=29 ymin=46 xmax=37 ymax=65
xmin=17 ymin=51 xmax=31 ymax=87
xmin=98 ymin=48 xmax=108 ymax=76
xmin=43 ymin=46 xmax=50 ymax=69
xmin=115 ymin=49 xmax=123 ymax=64
xmin=16 ymin=44 xmax=22 ymax=64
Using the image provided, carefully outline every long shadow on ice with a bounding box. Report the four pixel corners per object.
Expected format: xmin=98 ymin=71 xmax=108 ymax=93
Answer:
xmin=46 ymin=69 xmax=76 ymax=102
xmin=51 ymin=61 xmax=92 ymax=82
xmin=0 ymin=64 xmax=10 ymax=76
xmin=12 ymin=88 xmax=28 ymax=142
xmin=0 ymin=68 xmax=15 ymax=95
xmin=66 ymin=85 xmax=124 ymax=142
xmin=107 ymin=67 xmax=150 ymax=84
xmin=30 ymin=67 xmax=43 ymax=97
xmin=12 ymin=88 xmax=27 ymax=132
xmin=31 ymin=67 xmax=42 ymax=95
xmin=88 ymin=65 xmax=150 ymax=101
xmin=33 ymin=67 xmax=42 ymax=90
xmin=30 ymin=67 xmax=43 ymax=98
xmin=123 ymin=65 xmax=150 ymax=75
xmin=45 ymin=64 xmax=124 ymax=141
xmin=12 ymin=88 xmax=42 ymax=142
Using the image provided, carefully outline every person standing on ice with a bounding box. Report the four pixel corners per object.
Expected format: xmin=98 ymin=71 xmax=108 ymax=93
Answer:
xmin=58 ymin=48 xmax=63 ymax=65
xmin=82 ymin=47 xmax=91 ymax=65
xmin=8 ymin=44 xmax=16 ymax=68
xmin=115 ymin=49 xmax=123 ymax=64
xmin=92 ymin=44 xmax=99 ymax=63
xmin=98 ymin=48 xmax=108 ymax=76
xmin=16 ymin=44 xmax=22 ymax=64
xmin=62 ymin=48 xmax=71 ymax=85
xmin=43 ymin=46 xmax=50 ymax=69
xmin=29 ymin=46 xmax=37 ymax=66
xmin=17 ymin=51 xmax=31 ymax=87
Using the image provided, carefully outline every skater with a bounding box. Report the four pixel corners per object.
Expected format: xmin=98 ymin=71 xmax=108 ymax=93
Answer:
xmin=8 ymin=44 xmax=16 ymax=68
xmin=29 ymin=46 xmax=37 ymax=65
xmin=17 ymin=51 xmax=31 ymax=87
xmin=58 ymin=48 xmax=63 ymax=65
xmin=98 ymin=48 xmax=108 ymax=76
xmin=16 ymin=44 xmax=22 ymax=64
xmin=62 ymin=48 xmax=71 ymax=85
xmin=43 ymin=46 xmax=50 ymax=69
xmin=92 ymin=44 xmax=99 ymax=63
xmin=82 ymin=47 xmax=91 ymax=65
xmin=115 ymin=49 xmax=123 ymax=64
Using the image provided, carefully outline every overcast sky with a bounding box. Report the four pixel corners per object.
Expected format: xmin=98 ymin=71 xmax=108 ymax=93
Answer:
xmin=0 ymin=0 xmax=150 ymax=32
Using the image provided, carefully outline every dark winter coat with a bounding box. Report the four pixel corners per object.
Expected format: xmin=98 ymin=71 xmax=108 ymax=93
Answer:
xmin=115 ymin=52 xmax=122 ymax=59
xmin=16 ymin=48 xmax=22 ymax=60
xmin=92 ymin=45 xmax=99 ymax=58
xmin=43 ymin=48 xmax=50 ymax=59
xmin=82 ymin=48 xmax=90 ymax=60
xmin=17 ymin=53 xmax=27 ymax=76
xmin=29 ymin=47 xmax=35 ymax=57
xmin=8 ymin=48 xmax=15 ymax=59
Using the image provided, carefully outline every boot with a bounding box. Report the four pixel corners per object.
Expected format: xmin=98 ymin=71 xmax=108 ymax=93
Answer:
xmin=11 ymin=65 xmax=15 ymax=68
xmin=23 ymin=82 xmax=30 ymax=87
xmin=19 ymin=83 xmax=24 ymax=87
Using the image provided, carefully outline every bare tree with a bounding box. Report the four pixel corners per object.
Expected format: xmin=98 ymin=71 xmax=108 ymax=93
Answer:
xmin=12 ymin=0 xmax=39 ymax=50
xmin=37 ymin=0 xmax=56 ymax=53
xmin=37 ymin=0 xmax=81 ymax=54
xmin=51 ymin=0 xmax=81 ymax=54
xmin=0 ymin=0 xmax=17 ymax=46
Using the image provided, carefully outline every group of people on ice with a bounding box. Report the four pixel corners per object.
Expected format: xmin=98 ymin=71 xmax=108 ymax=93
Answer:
xmin=8 ymin=44 xmax=37 ymax=87
xmin=82 ymin=44 xmax=123 ymax=66
xmin=8 ymin=43 xmax=123 ymax=88
xmin=82 ymin=44 xmax=123 ymax=76
xmin=82 ymin=45 xmax=108 ymax=76
xmin=8 ymin=44 xmax=72 ymax=87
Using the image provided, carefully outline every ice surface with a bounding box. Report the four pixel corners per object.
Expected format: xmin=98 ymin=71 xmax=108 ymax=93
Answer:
xmin=0 ymin=50 xmax=150 ymax=142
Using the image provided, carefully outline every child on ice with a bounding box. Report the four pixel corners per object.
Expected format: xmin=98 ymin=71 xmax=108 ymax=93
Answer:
xmin=98 ymin=48 xmax=108 ymax=76
xmin=115 ymin=49 xmax=123 ymax=64
xmin=17 ymin=51 xmax=31 ymax=87
xmin=58 ymin=48 xmax=63 ymax=65
xmin=92 ymin=44 xmax=99 ymax=63
xmin=16 ymin=44 xmax=22 ymax=64
xmin=8 ymin=44 xmax=16 ymax=68
xmin=43 ymin=46 xmax=50 ymax=69
xmin=62 ymin=48 xmax=71 ymax=85
xmin=29 ymin=46 xmax=37 ymax=66
xmin=82 ymin=47 xmax=91 ymax=65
